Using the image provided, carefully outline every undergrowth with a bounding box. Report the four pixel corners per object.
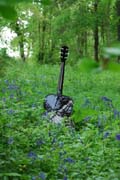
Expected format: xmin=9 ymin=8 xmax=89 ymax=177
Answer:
xmin=0 ymin=62 xmax=120 ymax=180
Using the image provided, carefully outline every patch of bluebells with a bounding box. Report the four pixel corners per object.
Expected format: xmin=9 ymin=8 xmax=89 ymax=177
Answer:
xmin=97 ymin=115 xmax=102 ymax=128
xmin=116 ymin=134 xmax=120 ymax=141
xmin=36 ymin=139 xmax=44 ymax=146
xmin=103 ymin=131 xmax=110 ymax=139
xmin=63 ymin=176 xmax=68 ymax=180
xmin=2 ymin=88 xmax=6 ymax=94
xmin=113 ymin=109 xmax=120 ymax=119
xmin=39 ymin=172 xmax=46 ymax=180
xmin=7 ymin=109 xmax=15 ymax=115
xmin=31 ymin=176 xmax=36 ymax=180
xmin=8 ymin=137 xmax=14 ymax=145
xmin=59 ymin=151 xmax=67 ymax=158
xmin=64 ymin=157 xmax=75 ymax=164
xmin=8 ymin=84 xmax=19 ymax=90
xmin=82 ymin=98 xmax=91 ymax=108
xmin=58 ymin=164 xmax=67 ymax=174
xmin=31 ymin=103 xmax=36 ymax=109
xmin=59 ymin=141 xmax=64 ymax=148
xmin=101 ymin=96 xmax=113 ymax=108
xmin=28 ymin=151 xmax=37 ymax=160
xmin=101 ymin=96 xmax=112 ymax=102
xmin=51 ymin=137 xmax=57 ymax=145
xmin=4 ymin=79 xmax=9 ymax=84
xmin=9 ymin=94 xmax=14 ymax=99
xmin=2 ymin=97 xmax=6 ymax=102
xmin=83 ymin=116 xmax=91 ymax=122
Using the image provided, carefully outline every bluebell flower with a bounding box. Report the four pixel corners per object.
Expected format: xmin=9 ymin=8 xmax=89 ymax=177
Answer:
xmin=103 ymin=132 xmax=110 ymax=139
xmin=101 ymin=96 xmax=112 ymax=102
xmin=6 ymin=123 xmax=12 ymax=128
xmin=59 ymin=141 xmax=64 ymax=148
xmin=64 ymin=157 xmax=75 ymax=164
xmin=84 ymin=157 xmax=90 ymax=161
xmin=8 ymin=84 xmax=18 ymax=90
xmin=84 ymin=116 xmax=91 ymax=122
xmin=51 ymin=137 xmax=56 ymax=144
xmin=59 ymin=151 xmax=67 ymax=158
xmin=36 ymin=139 xmax=44 ymax=146
xmin=116 ymin=134 xmax=120 ymax=141
xmin=39 ymin=172 xmax=46 ymax=180
xmin=28 ymin=152 xmax=37 ymax=159
xmin=2 ymin=88 xmax=6 ymax=93
xmin=2 ymin=98 xmax=6 ymax=102
xmin=31 ymin=176 xmax=36 ymax=180
xmin=82 ymin=98 xmax=91 ymax=107
xmin=7 ymin=109 xmax=14 ymax=115
xmin=113 ymin=109 xmax=120 ymax=119
xmin=31 ymin=104 xmax=36 ymax=109
xmin=97 ymin=115 xmax=101 ymax=128
xmin=10 ymin=94 xmax=14 ymax=99
xmin=4 ymin=79 xmax=9 ymax=84
xmin=8 ymin=137 xmax=14 ymax=145
xmin=63 ymin=176 xmax=67 ymax=180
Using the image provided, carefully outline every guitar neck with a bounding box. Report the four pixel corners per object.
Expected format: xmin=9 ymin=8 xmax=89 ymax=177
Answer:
xmin=57 ymin=61 xmax=65 ymax=95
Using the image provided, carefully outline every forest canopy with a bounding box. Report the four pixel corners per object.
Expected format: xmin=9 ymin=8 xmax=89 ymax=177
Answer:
xmin=0 ymin=0 xmax=120 ymax=65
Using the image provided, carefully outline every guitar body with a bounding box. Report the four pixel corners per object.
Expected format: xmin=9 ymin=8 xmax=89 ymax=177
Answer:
xmin=44 ymin=94 xmax=73 ymax=117
xmin=43 ymin=46 xmax=73 ymax=118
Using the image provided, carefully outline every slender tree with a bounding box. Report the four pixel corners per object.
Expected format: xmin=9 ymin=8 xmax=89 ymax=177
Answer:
xmin=116 ymin=0 xmax=120 ymax=62
xmin=93 ymin=0 xmax=99 ymax=62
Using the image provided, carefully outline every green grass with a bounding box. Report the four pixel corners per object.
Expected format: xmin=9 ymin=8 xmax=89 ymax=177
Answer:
xmin=0 ymin=62 xmax=120 ymax=180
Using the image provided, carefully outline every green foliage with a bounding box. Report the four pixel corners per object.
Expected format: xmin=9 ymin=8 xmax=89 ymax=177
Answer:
xmin=0 ymin=0 xmax=50 ymax=20
xmin=75 ymin=58 xmax=99 ymax=72
xmin=1 ymin=62 xmax=120 ymax=179
xmin=0 ymin=48 xmax=12 ymax=76
xmin=0 ymin=0 xmax=31 ymax=20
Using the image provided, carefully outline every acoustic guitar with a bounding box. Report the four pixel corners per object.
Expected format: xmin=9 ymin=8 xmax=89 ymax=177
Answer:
xmin=44 ymin=46 xmax=73 ymax=117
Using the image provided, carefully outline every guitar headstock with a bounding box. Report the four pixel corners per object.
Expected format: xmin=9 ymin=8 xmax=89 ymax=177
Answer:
xmin=61 ymin=46 xmax=69 ymax=62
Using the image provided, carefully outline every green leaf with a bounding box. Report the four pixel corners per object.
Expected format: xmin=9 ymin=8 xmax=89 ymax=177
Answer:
xmin=0 ymin=173 xmax=21 ymax=177
xmin=0 ymin=5 xmax=17 ymax=20
xmin=0 ymin=0 xmax=32 ymax=5
xmin=41 ymin=0 xmax=51 ymax=5
xmin=0 ymin=0 xmax=32 ymax=20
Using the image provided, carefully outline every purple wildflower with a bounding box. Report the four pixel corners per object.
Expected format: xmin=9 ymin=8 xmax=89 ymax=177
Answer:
xmin=64 ymin=157 xmax=75 ymax=164
xmin=116 ymin=134 xmax=120 ymax=141
xmin=101 ymin=96 xmax=112 ymax=102
xmin=113 ymin=109 xmax=120 ymax=119
xmin=84 ymin=116 xmax=91 ymax=122
xmin=97 ymin=116 xmax=101 ymax=128
xmin=10 ymin=94 xmax=14 ymax=99
xmin=32 ymin=104 xmax=36 ymax=109
xmin=82 ymin=98 xmax=91 ymax=107
xmin=31 ymin=176 xmax=36 ymax=180
xmin=8 ymin=84 xmax=18 ymax=90
xmin=63 ymin=176 xmax=67 ymax=180
xmin=103 ymin=132 xmax=110 ymax=139
xmin=2 ymin=98 xmax=6 ymax=102
xmin=39 ymin=172 xmax=46 ymax=180
xmin=7 ymin=109 xmax=14 ymax=115
xmin=59 ymin=141 xmax=64 ymax=148
xmin=4 ymin=79 xmax=9 ymax=84
xmin=8 ymin=137 xmax=14 ymax=145
xmin=51 ymin=137 xmax=56 ymax=144
xmin=28 ymin=152 xmax=37 ymax=159
xmin=36 ymin=139 xmax=44 ymax=146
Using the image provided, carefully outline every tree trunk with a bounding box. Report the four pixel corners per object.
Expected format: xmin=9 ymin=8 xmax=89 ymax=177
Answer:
xmin=15 ymin=22 xmax=25 ymax=62
xmin=116 ymin=0 xmax=120 ymax=62
xmin=38 ymin=14 xmax=46 ymax=63
xmin=93 ymin=1 xmax=99 ymax=62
